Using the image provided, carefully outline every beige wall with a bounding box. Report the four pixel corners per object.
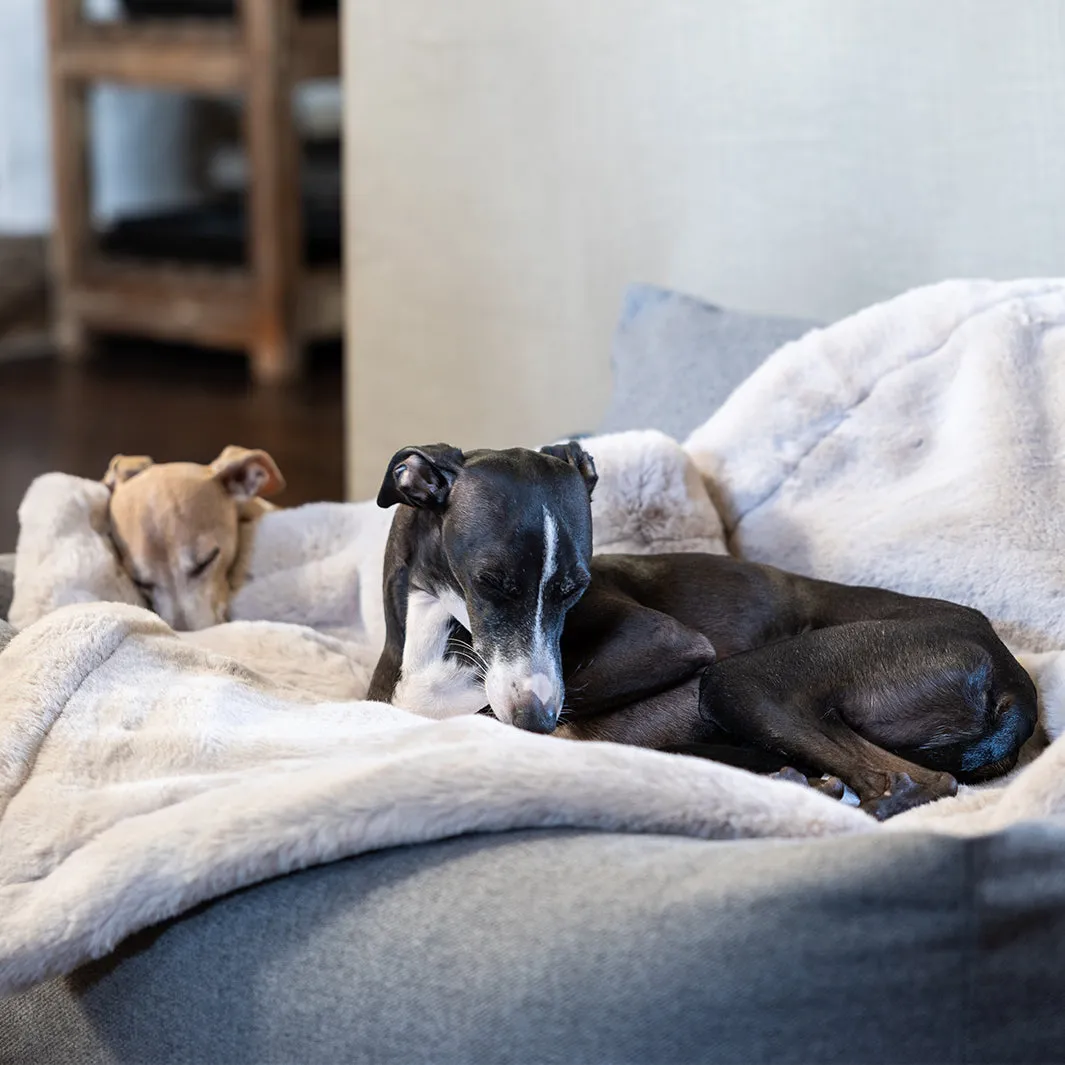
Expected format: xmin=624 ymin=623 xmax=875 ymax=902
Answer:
xmin=344 ymin=0 xmax=1065 ymax=499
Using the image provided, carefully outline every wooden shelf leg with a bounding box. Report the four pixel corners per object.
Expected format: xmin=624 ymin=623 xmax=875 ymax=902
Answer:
xmin=241 ymin=0 xmax=304 ymax=387
xmin=250 ymin=331 xmax=302 ymax=385
xmin=47 ymin=0 xmax=94 ymax=364
xmin=55 ymin=313 xmax=92 ymax=363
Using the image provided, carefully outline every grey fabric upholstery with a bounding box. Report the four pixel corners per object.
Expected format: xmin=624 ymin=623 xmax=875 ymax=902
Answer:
xmin=6 ymin=822 xmax=1065 ymax=1064
xmin=0 ymin=553 xmax=13 ymax=623
xmin=600 ymin=284 xmax=820 ymax=439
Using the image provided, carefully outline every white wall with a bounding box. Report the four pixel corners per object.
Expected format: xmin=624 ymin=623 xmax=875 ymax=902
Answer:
xmin=0 ymin=1 xmax=52 ymax=232
xmin=344 ymin=0 xmax=1065 ymax=497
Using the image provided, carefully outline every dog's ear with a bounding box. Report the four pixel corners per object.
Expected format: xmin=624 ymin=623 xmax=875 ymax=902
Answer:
xmin=103 ymin=454 xmax=154 ymax=490
xmin=377 ymin=444 xmax=465 ymax=509
xmin=540 ymin=440 xmax=598 ymax=497
xmin=210 ymin=446 xmax=286 ymax=502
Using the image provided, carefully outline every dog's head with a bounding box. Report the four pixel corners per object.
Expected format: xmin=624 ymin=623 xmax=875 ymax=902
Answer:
xmin=104 ymin=446 xmax=284 ymax=631
xmin=378 ymin=441 xmax=597 ymax=733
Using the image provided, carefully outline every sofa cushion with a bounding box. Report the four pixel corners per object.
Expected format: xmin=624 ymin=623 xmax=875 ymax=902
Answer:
xmin=6 ymin=821 xmax=1065 ymax=1065
xmin=600 ymin=284 xmax=819 ymax=440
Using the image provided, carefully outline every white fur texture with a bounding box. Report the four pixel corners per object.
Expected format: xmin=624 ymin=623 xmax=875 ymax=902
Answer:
xmin=584 ymin=430 xmax=728 ymax=555
xmin=228 ymin=500 xmax=393 ymax=646
xmin=8 ymin=474 xmax=142 ymax=629
xmin=392 ymin=590 xmax=486 ymax=718
xmin=179 ymin=622 xmax=378 ymax=702
xmin=0 ymin=602 xmax=870 ymax=996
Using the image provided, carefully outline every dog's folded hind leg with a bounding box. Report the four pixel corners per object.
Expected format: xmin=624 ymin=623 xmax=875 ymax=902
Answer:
xmin=699 ymin=654 xmax=958 ymax=820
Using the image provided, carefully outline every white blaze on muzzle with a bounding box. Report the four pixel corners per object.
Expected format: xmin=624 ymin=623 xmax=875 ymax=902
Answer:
xmin=484 ymin=506 xmax=565 ymax=731
xmin=524 ymin=671 xmax=555 ymax=705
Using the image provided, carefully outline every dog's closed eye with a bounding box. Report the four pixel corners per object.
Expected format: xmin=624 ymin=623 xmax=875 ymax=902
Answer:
xmin=188 ymin=547 xmax=221 ymax=580
xmin=477 ymin=571 xmax=521 ymax=600
xmin=555 ymin=570 xmax=591 ymax=602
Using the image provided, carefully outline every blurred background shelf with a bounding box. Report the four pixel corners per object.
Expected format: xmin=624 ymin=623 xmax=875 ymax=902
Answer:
xmin=46 ymin=0 xmax=343 ymax=384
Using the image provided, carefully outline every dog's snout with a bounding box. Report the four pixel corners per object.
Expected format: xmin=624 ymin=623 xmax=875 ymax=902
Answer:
xmin=512 ymin=693 xmax=558 ymax=734
xmin=151 ymin=589 xmax=226 ymax=633
xmin=484 ymin=661 xmax=563 ymax=733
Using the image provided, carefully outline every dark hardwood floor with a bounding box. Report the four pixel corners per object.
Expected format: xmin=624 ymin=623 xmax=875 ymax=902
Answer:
xmin=0 ymin=340 xmax=345 ymax=550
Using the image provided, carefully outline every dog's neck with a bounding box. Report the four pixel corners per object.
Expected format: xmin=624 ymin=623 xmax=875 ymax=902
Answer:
xmin=394 ymin=507 xmax=471 ymax=628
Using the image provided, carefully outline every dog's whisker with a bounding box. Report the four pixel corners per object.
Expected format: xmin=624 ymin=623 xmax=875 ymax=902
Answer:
xmin=444 ymin=641 xmax=480 ymax=659
xmin=448 ymin=653 xmax=484 ymax=674
xmin=443 ymin=645 xmax=490 ymax=686
xmin=445 ymin=639 xmax=488 ymax=670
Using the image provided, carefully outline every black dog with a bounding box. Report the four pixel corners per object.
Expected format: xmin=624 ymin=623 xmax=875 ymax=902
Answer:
xmin=367 ymin=441 xmax=1037 ymax=818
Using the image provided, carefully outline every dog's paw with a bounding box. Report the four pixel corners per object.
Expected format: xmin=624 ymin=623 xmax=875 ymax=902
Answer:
xmin=811 ymin=774 xmax=845 ymax=800
xmin=860 ymin=771 xmax=957 ymax=821
xmin=770 ymin=766 xmax=810 ymax=787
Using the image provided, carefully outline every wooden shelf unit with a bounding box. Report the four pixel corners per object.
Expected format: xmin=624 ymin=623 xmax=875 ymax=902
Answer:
xmin=46 ymin=0 xmax=343 ymax=384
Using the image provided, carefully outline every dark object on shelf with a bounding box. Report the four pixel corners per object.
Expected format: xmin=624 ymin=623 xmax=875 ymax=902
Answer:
xmin=99 ymin=195 xmax=341 ymax=269
xmin=120 ymin=0 xmax=337 ymax=17
xmin=49 ymin=0 xmax=342 ymax=383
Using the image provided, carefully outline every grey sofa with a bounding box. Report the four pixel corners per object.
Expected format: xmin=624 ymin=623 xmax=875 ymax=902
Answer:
xmin=4 ymin=291 xmax=1065 ymax=1064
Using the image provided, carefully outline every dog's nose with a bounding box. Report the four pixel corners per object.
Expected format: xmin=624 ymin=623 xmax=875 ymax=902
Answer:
xmin=512 ymin=694 xmax=558 ymax=734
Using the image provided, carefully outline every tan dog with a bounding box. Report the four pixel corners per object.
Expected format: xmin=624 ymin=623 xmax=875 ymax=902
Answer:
xmin=104 ymin=446 xmax=285 ymax=631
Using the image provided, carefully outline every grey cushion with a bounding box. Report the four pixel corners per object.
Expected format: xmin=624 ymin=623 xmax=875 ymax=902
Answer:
xmin=0 ymin=554 xmax=13 ymax=623
xmin=600 ymin=284 xmax=819 ymax=440
xmin=5 ymin=822 xmax=1065 ymax=1064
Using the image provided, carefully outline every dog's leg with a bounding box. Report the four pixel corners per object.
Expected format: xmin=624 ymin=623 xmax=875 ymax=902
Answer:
xmin=368 ymin=522 xmax=484 ymax=717
xmin=368 ymin=565 xmax=409 ymax=702
xmin=391 ymin=589 xmax=487 ymax=719
xmin=559 ymin=685 xmax=851 ymax=802
xmin=699 ymin=639 xmax=960 ymax=820
xmin=556 ymin=676 xmax=705 ymax=746
xmin=560 ymin=588 xmax=717 ymax=717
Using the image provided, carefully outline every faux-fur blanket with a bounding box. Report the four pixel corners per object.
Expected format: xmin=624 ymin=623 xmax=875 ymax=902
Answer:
xmin=5 ymin=279 xmax=1065 ymax=996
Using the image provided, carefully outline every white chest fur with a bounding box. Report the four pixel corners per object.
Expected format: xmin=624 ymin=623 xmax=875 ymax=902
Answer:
xmin=391 ymin=588 xmax=486 ymax=719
